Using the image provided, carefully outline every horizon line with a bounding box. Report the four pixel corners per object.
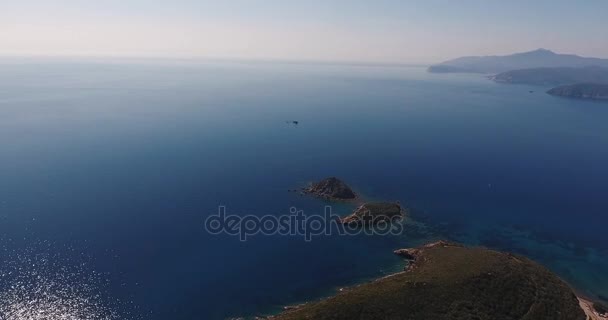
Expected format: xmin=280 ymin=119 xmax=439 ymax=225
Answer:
xmin=0 ymin=53 xmax=431 ymax=68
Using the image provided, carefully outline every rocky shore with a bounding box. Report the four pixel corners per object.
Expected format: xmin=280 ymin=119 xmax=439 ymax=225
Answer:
xmin=578 ymin=298 xmax=608 ymax=320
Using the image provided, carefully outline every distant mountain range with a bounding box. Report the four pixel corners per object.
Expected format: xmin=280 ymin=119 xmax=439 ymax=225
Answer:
xmin=428 ymin=49 xmax=608 ymax=74
xmin=429 ymin=49 xmax=608 ymax=101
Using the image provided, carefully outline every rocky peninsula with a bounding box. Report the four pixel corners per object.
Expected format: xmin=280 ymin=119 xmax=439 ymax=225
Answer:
xmin=269 ymin=241 xmax=589 ymax=320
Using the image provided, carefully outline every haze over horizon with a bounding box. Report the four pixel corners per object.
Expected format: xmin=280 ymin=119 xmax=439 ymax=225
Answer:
xmin=2 ymin=0 xmax=608 ymax=64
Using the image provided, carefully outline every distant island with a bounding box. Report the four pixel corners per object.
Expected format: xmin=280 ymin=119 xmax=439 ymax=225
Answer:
xmin=547 ymin=83 xmax=608 ymax=101
xmin=269 ymin=241 xmax=589 ymax=320
xmin=303 ymin=177 xmax=357 ymax=201
xmin=428 ymin=49 xmax=608 ymax=74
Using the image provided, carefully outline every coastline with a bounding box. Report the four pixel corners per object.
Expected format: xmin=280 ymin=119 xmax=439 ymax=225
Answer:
xmin=262 ymin=242 xmax=604 ymax=320
xmin=265 ymin=257 xmax=407 ymax=318
xmin=564 ymin=277 xmax=608 ymax=320
xmin=578 ymin=297 xmax=608 ymax=320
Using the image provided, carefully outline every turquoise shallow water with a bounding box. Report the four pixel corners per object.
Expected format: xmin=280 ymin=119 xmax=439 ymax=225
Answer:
xmin=0 ymin=58 xmax=607 ymax=319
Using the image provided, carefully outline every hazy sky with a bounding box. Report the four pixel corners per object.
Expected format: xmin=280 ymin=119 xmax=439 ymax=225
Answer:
xmin=1 ymin=0 xmax=607 ymax=64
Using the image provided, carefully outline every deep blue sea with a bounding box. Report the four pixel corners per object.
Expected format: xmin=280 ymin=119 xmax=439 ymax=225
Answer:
xmin=0 ymin=58 xmax=607 ymax=319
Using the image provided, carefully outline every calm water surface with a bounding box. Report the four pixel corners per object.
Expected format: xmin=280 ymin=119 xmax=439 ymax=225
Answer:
xmin=0 ymin=58 xmax=607 ymax=319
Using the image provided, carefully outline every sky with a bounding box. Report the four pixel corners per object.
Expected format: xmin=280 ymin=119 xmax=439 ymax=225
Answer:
xmin=1 ymin=0 xmax=608 ymax=64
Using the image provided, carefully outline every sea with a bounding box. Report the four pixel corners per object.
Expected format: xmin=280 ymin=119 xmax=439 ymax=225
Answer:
xmin=0 ymin=57 xmax=607 ymax=319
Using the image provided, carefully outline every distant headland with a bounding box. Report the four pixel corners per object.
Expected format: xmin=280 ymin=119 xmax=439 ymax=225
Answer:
xmin=547 ymin=83 xmax=608 ymax=101
xmin=490 ymin=66 xmax=608 ymax=86
xmin=428 ymin=49 xmax=608 ymax=74
xmin=429 ymin=49 xmax=608 ymax=101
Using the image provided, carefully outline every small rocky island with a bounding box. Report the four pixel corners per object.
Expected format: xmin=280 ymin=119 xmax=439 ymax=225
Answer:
xmin=270 ymin=241 xmax=587 ymax=320
xmin=340 ymin=202 xmax=403 ymax=225
xmin=547 ymin=83 xmax=608 ymax=101
xmin=303 ymin=177 xmax=357 ymax=200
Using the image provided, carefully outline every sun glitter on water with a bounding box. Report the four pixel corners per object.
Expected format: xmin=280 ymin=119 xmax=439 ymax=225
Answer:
xmin=0 ymin=242 xmax=122 ymax=320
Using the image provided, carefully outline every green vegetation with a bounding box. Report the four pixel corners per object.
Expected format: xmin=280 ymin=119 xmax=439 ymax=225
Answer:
xmin=274 ymin=245 xmax=585 ymax=320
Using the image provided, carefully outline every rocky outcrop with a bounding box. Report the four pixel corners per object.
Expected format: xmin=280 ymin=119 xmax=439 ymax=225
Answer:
xmin=340 ymin=202 xmax=403 ymax=225
xmin=303 ymin=177 xmax=357 ymax=200
xmin=393 ymin=240 xmax=457 ymax=259
xmin=393 ymin=248 xmax=418 ymax=260
xmin=394 ymin=241 xmax=463 ymax=271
